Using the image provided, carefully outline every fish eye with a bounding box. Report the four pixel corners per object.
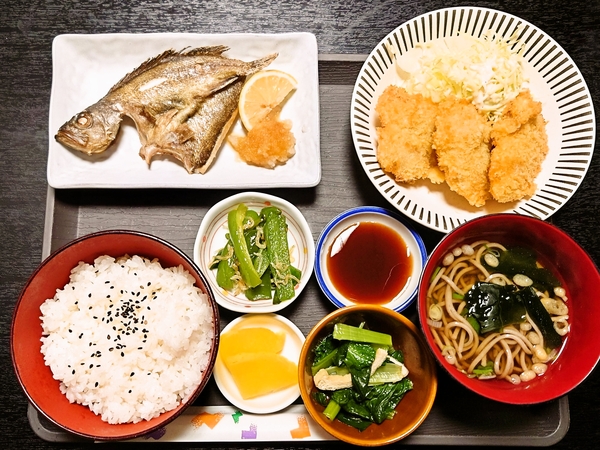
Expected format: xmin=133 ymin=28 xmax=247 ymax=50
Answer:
xmin=74 ymin=112 xmax=93 ymax=129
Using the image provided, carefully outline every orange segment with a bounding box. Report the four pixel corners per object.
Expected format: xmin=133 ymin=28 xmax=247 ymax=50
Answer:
xmin=239 ymin=70 xmax=297 ymax=130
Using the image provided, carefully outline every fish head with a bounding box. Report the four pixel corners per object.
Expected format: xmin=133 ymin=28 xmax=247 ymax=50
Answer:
xmin=55 ymin=106 xmax=122 ymax=154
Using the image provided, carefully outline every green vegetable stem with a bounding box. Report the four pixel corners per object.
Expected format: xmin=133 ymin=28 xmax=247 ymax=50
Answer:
xmin=332 ymin=323 xmax=393 ymax=347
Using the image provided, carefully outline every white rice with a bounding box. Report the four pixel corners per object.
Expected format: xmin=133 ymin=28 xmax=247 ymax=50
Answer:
xmin=40 ymin=254 xmax=215 ymax=424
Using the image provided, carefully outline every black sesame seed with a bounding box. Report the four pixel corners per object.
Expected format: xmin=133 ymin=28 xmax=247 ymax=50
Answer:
xmin=130 ymin=372 xmax=135 ymax=377
xmin=109 ymin=348 xmax=114 ymax=351
xmin=68 ymin=329 xmax=72 ymax=333
xmin=72 ymin=369 xmax=75 ymax=374
xmin=88 ymin=293 xmax=92 ymax=298
xmin=128 ymin=390 xmax=132 ymax=393
xmin=105 ymin=280 xmax=110 ymax=284
xmin=89 ymin=364 xmax=93 ymax=368
xmin=121 ymin=352 xmax=124 ymax=357
xmin=138 ymin=347 xmax=142 ymax=350
xmin=95 ymin=382 xmax=98 ymax=387
xmin=107 ymin=335 xmax=111 ymax=340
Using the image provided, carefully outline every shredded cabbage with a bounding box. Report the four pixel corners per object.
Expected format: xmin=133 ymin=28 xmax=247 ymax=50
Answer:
xmin=394 ymin=31 xmax=527 ymax=120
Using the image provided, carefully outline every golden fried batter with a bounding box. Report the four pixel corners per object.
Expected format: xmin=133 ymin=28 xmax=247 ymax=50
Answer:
xmin=375 ymin=86 xmax=439 ymax=183
xmin=489 ymin=90 xmax=548 ymax=203
xmin=433 ymin=97 xmax=492 ymax=207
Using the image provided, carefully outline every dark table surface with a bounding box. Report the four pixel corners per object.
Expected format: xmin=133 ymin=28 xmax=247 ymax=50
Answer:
xmin=1 ymin=0 xmax=598 ymax=449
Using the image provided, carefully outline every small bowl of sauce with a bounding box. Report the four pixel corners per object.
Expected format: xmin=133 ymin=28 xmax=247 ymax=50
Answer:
xmin=315 ymin=207 xmax=426 ymax=312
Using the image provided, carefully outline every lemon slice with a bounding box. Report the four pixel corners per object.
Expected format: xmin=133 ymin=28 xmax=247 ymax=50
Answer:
xmin=239 ymin=70 xmax=297 ymax=130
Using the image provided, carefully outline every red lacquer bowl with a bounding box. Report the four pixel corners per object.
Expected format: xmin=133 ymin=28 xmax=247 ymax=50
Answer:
xmin=11 ymin=230 xmax=220 ymax=440
xmin=418 ymin=214 xmax=600 ymax=404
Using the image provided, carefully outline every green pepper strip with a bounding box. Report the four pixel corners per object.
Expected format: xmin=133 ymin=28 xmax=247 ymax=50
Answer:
xmin=227 ymin=204 xmax=262 ymax=288
xmin=245 ymin=270 xmax=272 ymax=301
xmin=263 ymin=207 xmax=295 ymax=303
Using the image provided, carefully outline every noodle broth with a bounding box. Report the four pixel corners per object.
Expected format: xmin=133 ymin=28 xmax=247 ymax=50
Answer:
xmin=424 ymin=239 xmax=569 ymax=387
xmin=418 ymin=214 xmax=600 ymax=405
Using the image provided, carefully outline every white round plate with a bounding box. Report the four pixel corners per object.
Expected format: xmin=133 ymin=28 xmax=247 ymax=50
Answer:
xmin=314 ymin=206 xmax=427 ymax=312
xmin=350 ymin=6 xmax=596 ymax=233
xmin=193 ymin=192 xmax=315 ymax=313
xmin=213 ymin=313 xmax=305 ymax=414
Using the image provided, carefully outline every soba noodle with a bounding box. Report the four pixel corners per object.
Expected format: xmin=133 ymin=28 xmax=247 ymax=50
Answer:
xmin=426 ymin=241 xmax=569 ymax=385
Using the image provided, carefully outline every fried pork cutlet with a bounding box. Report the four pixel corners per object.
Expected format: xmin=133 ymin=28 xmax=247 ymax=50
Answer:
xmin=433 ymin=97 xmax=492 ymax=207
xmin=488 ymin=90 xmax=548 ymax=203
xmin=375 ymin=86 xmax=439 ymax=183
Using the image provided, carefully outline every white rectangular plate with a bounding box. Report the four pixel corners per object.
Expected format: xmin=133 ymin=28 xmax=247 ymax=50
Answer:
xmin=48 ymin=33 xmax=321 ymax=189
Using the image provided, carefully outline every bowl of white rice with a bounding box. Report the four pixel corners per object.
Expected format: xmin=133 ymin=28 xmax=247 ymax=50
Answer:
xmin=11 ymin=230 xmax=220 ymax=440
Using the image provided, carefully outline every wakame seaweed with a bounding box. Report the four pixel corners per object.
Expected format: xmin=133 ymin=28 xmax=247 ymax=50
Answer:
xmin=482 ymin=247 xmax=561 ymax=292
xmin=464 ymin=282 xmax=563 ymax=349
xmin=465 ymin=282 xmax=526 ymax=334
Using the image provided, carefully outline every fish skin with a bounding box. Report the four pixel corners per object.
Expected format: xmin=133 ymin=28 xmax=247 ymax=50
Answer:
xmin=55 ymin=46 xmax=277 ymax=171
xmin=140 ymin=78 xmax=244 ymax=174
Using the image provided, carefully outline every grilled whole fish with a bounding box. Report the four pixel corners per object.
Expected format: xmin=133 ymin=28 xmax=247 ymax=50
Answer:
xmin=55 ymin=46 xmax=277 ymax=173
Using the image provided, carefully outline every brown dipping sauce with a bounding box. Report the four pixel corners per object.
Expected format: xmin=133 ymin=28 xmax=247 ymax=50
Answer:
xmin=326 ymin=221 xmax=413 ymax=304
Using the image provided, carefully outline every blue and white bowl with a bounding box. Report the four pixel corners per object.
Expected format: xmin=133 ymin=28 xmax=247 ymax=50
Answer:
xmin=315 ymin=206 xmax=426 ymax=312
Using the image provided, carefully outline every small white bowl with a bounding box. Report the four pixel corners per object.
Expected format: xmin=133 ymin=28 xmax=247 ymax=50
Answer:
xmin=213 ymin=313 xmax=305 ymax=414
xmin=315 ymin=206 xmax=426 ymax=312
xmin=193 ymin=192 xmax=315 ymax=313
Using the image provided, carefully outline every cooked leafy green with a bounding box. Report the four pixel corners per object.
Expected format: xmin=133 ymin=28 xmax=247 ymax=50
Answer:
xmin=366 ymin=378 xmax=414 ymax=424
xmin=310 ymin=324 xmax=412 ymax=431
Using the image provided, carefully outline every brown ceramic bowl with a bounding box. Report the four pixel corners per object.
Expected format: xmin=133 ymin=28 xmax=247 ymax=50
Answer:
xmin=11 ymin=230 xmax=220 ymax=441
xmin=298 ymin=305 xmax=437 ymax=446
